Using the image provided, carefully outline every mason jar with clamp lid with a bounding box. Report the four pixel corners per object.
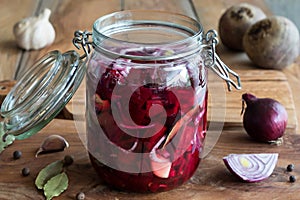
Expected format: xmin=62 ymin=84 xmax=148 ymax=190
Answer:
xmin=1 ymin=10 xmax=241 ymax=193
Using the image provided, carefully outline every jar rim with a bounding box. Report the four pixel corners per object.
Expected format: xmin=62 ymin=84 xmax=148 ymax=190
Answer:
xmin=92 ymin=10 xmax=204 ymax=61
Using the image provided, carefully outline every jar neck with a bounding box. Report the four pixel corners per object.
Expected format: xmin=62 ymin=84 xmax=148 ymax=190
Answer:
xmin=92 ymin=10 xmax=203 ymax=61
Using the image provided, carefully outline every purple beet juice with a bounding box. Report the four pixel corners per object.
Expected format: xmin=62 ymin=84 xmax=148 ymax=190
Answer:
xmin=86 ymin=47 xmax=208 ymax=192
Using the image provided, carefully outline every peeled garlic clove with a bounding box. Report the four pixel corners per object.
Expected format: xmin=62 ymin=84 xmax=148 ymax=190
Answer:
xmin=13 ymin=8 xmax=56 ymax=50
xmin=149 ymin=136 xmax=172 ymax=178
xmin=36 ymin=135 xmax=69 ymax=157
xmin=150 ymin=151 xmax=172 ymax=178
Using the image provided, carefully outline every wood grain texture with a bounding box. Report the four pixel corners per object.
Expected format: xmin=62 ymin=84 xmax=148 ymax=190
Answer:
xmin=191 ymin=0 xmax=298 ymax=132
xmin=1 ymin=0 xmax=300 ymax=199
xmin=15 ymin=0 xmax=121 ymax=79
xmin=123 ymin=0 xmax=196 ymax=18
xmin=207 ymin=68 xmax=297 ymax=130
xmin=284 ymin=58 xmax=300 ymax=133
xmin=0 ymin=0 xmax=38 ymax=80
xmin=1 ymin=120 xmax=300 ymax=200
xmin=192 ymin=0 xmax=273 ymax=31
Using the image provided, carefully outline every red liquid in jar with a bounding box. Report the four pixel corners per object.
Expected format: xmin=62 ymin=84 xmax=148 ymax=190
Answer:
xmin=87 ymin=48 xmax=208 ymax=192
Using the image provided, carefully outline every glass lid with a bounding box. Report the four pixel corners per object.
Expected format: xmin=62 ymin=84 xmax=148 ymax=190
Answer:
xmin=1 ymin=50 xmax=86 ymax=140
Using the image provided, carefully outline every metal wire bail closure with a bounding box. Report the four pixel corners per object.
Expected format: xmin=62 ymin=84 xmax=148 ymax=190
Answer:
xmin=73 ymin=30 xmax=93 ymax=60
xmin=202 ymin=30 xmax=241 ymax=91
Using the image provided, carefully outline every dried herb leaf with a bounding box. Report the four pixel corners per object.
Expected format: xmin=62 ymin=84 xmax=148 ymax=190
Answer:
xmin=0 ymin=122 xmax=15 ymax=154
xmin=35 ymin=160 xmax=64 ymax=189
xmin=44 ymin=172 xmax=68 ymax=200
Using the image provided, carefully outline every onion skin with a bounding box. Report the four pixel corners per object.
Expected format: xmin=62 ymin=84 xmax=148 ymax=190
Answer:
xmin=223 ymin=153 xmax=278 ymax=182
xmin=242 ymin=93 xmax=288 ymax=142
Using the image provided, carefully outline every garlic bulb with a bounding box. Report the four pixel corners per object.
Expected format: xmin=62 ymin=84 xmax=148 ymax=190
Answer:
xmin=13 ymin=8 xmax=55 ymax=50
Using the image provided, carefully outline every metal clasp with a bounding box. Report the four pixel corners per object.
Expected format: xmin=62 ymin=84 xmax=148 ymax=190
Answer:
xmin=73 ymin=30 xmax=93 ymax=60
xmin=202 ymin=30 xmax=241 ymax=91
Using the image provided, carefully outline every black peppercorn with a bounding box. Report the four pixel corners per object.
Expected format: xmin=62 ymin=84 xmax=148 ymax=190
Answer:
xmin=13 ymin=150 xmax=22 ymax=159
xmin=63 ymin=155 xmax=74 ymax=166
xmin=76 ymin=192 xmax=85 ymax=200
xmin=287 ymin=164 xmax=295 ymax=172
xmin=22 ymin=167 xmax=30 ymax=176
xmin=289 ymin=175 xmax=296 ymax=183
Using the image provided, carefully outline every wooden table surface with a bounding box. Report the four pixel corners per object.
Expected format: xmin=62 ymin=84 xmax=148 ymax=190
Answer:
xmin=1 ymin=0 xmax=300 ymax=199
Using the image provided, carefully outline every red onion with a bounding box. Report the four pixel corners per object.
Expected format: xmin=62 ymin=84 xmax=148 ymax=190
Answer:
xmin=223 ymin=153 xmax=278 ymax=182
xmin=241 ymin=93 xmax=288 ymax=143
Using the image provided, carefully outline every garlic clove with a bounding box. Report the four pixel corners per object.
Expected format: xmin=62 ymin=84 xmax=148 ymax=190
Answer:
xmin=36 ymin=135 xmax=69 ymax=157
xmin=31 ymin=22 xmax=55 ymax=50
xmin=13 ymin=8 xmax=56 ymax=50
xmin=149 ymin=136 xmax=172 ymax=178
xmin=150 ymin=152 xmax=172 ymax=178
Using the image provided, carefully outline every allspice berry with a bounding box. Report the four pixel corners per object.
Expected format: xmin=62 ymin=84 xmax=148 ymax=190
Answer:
xmin=76 ymin=192 xmax=85 ymax=200
xmin=13 ymin=150 xmax=22 ymax=159
xmin=21 ymin=167 xmax=30 ymax=176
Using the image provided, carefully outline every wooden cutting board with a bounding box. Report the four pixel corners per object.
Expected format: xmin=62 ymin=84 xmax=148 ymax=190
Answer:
xmin=192 ymin=0 xmax=298 ymax=134
xmin=1 ymin=0 xmax=300 ymax=199
xmin=0 ymin=118 xmax=299 ymax=200
xmin=207 ymin=45 xmax=297 ymax=131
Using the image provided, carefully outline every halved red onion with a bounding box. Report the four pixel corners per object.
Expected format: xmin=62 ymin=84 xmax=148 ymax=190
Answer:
xmin=223 ymin=153 xmax=278 ymax=182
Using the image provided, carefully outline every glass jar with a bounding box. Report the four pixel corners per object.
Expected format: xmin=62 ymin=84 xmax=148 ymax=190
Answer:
xmin=1 ymin=10 xmax=241 ymax=194
xmin=81 ymin=10 xmax=240 ymax=192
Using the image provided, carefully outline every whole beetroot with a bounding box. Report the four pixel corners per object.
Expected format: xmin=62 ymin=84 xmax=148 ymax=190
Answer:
xmin=219 ymin=3 xmax=266 ymax=50
xmin=243 ymin=16 xmax=300 ymax=69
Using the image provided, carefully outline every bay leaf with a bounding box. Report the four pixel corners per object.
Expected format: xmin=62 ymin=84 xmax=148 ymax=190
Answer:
xmin=0 ymin=122 xmax=15 ymax=154
xmin=44 ymin=172 xmax=68 ymax=200
xmin=35 ymin=160 xmax=64 ymax=189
